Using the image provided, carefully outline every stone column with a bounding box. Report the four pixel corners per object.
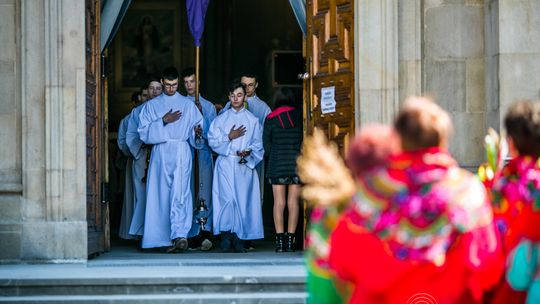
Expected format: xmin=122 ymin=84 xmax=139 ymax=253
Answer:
xmin=0 ymin=0 xmax=23 ymax=261
xmin=398 ymin=0 xmax=423 ymax=102
xmin=37 ymin=0 xmax=87 ymax=261
xmin=355 ymin=0 xmax=399 ymax=125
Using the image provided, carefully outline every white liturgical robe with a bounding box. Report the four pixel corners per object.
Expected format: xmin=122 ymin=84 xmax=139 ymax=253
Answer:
xmin=138 ymin=92 xmax=203 ymax=248
xmin=208 ymin=107 xmax=264 ymax=240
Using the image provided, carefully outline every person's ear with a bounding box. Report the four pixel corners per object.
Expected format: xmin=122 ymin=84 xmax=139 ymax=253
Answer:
xmin=255 ymin=82 xmax=259 ymax=89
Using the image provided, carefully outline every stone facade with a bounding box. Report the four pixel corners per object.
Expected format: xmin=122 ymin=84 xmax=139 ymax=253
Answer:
xmin=359 ymin=0 xmax=540 ymax=169
xmin=1 ymin=0 xmax=539 ymax=261
xmin=0 ymin=0 xmax=87 ymax=262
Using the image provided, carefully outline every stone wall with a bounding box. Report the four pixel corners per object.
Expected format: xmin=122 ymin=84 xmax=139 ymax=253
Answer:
xmin=488 ymin=0 xmax=540 ymax=128
xmin=362 ymin=0 xmax=491 ymax=167
xmin=396 ymin=0 xmax=540 ymax=168
xmin=0 ymin=0 xmax=22 ymax=260
xmin=0 ymin=0 xmax=87 ymax=262
xmin=423 ymin=0 xmax=486 ymax=168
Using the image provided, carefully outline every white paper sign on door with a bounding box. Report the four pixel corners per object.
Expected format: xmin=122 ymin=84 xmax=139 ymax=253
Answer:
xmin=321 ymin=86 xmax=336 ymax=114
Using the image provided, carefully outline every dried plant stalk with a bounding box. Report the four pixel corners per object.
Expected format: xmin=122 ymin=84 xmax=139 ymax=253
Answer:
xmin=297 ymin=128 xmax=355 ymax=206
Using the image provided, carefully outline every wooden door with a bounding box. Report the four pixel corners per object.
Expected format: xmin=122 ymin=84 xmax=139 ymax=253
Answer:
xmin=86 ymin=0 xmax=106 ymax=256
xmin=305 ymin=0 xmax=355 ymax=152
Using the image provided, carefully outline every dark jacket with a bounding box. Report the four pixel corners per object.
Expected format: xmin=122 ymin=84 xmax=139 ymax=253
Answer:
xmin=263 ymin=106 xmax=303 ymax=180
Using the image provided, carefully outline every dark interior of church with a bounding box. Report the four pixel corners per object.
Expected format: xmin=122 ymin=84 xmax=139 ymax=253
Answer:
xmin=106 ymin=0 xmax=305 ymax=250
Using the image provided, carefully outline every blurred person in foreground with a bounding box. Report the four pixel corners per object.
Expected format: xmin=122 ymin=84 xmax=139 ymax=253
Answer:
xmin=480 ymin=100 xmax=540 ymax=304
xmin=299 ymin=124 xmax=400 ymax=303
xmin=300 ymin=97 xmax=503 ymax=303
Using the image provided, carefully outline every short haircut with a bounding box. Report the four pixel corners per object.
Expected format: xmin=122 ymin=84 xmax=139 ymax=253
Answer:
xmin=271 ymin=87 xmax=296 ymax=109
xmin=394 ymin=96 xmax=452 ymax=151
xmin=140 ymin=85 xmax=148 ymax=92
xmin=504 ymin=100 xmax=540 ymax=157
xmin=181 ymin=67 xmax=196 ymax=79
xmin=131 ymin=91 xmax=141 ymax=103
xmin=228 ymin=82 xmax=246 ymax=95
xmin=147 ymin=77 xmax=161 ymax=88
xmin=240 ymin=72 xmax=258 ymax=82
xmin=161 ymin=66 xmax=179 ymax=81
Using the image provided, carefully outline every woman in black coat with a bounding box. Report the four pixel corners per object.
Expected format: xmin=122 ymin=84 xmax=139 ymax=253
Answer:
xmin=263 ymin=88 xmax=303 ymax=252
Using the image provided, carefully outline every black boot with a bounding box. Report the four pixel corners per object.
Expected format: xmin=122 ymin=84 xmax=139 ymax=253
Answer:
xmin=285 ymin=233 xmax=296 ymax=252
xmin=275 ymin=233 xmax=285 ymax=252
xmin=219 ymin=231 xmax=232 ymax=252
xmin=232 ymin=233 xmax=246 ymax=253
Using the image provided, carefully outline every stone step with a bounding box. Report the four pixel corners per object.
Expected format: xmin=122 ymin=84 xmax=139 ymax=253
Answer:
xmin=0 ymin=247 xmax=307 ymax=303
xmin=0 ymin=292 xmax=307 ymax=303
xmin=1 ymin=275 xmax=305 ymax=296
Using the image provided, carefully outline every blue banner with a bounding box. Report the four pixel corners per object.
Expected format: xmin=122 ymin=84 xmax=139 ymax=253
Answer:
xmin=186 ymin=0 xmax=210 ymax=47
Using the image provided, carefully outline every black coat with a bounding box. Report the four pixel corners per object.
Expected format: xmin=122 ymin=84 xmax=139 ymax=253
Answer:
xmin=263 ymin=106 xmax=303 ymax=180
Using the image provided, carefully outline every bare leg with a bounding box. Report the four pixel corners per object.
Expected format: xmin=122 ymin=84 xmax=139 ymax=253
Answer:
xmin=286 ymin=184 xmax=301 ymax=234
xmin=272 ymin=184 xmax=286 ymax=233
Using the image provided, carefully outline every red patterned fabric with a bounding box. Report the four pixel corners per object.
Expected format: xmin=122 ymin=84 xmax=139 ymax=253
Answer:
xmin=487 ymin=156 xmax=540 ymax=304
xmin=329 ymin=148 xmax=503 ymax=304
xmin=489 ymin=156 xmax=540 ymax=252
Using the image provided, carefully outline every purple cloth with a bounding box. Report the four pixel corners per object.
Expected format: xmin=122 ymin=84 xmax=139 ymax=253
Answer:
xmin=186 ymin=0 xmax=210 ymax=46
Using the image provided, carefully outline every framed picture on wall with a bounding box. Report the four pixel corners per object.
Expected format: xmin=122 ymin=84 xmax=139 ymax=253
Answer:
xmin=114 ymin=1 xmax=181 ymax=91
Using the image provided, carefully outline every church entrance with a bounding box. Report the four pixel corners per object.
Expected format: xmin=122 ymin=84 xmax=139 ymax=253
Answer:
xmin=87 ymin=0 xmax=356 ymax=257
xmin=87 ymin=0 xmax=306 ymax=256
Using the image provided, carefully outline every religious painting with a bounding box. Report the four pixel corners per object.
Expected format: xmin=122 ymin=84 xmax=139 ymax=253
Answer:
xmin=114 ymin=1 xmax=181 ymax=90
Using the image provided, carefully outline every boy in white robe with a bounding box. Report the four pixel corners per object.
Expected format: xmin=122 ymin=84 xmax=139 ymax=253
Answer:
xmin=125 ymin=82 xmax=156 ymax=239
xmin=137 ymin=67 xmax=204 ymax=252
xmin=117 ymin=111 xmax=135 ymax=240
xmin=208 ymin=82 xmax=264 ymax=252
xmin=181 ymin=67 xmax=216 ymax=251
xmin=219 ymin=75 xmax=269 ymax=244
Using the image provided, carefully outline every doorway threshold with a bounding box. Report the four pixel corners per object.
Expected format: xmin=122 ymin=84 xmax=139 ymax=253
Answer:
xmin=89 ymin=244 xmax=305 ymax=268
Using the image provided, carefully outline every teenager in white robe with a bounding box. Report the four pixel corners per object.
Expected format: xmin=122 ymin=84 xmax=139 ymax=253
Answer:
xmin=181 ymin=68 xmax=217 ymax=244
xmin=125 ymin=101 xmax=148 ymax=237
xmin=137 ymin=67 xmax=204 ymax=250
xmin=208 ymin=83 xmax=264 ymax=251
xmin=219 ymin=75 xmax=270 ymax=210
xmin=117 ymin=114 xmax=136 ymax=240
xmin=124 ymin=80 xmax=159 ymax=238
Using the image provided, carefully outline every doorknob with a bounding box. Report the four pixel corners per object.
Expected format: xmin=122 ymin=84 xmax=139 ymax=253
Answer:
xmin=298 ymin=72 xmax=310 ymax=80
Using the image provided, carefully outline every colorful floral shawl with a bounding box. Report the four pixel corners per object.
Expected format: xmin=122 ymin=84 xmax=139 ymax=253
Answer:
xmin=489 ymin=156 xmax=540 ymax=251
xmin=306 ymin=148 xmax=496 ymax=303
xmin=349 ymin=147 xmax=493 ymax=266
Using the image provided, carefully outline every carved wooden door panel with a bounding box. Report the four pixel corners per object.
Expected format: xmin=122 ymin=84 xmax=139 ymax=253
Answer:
xmin=86 ymin=0 xmax=105 ymax=256
xmin=305 ymin=0 xmax=355 ymax=152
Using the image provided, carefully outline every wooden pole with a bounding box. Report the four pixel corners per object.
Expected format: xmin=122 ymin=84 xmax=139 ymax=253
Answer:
xmin=194 ymin=45 xmax=200 ymax=203
xmin=195 ymin=46 xmax=200 ymax=104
